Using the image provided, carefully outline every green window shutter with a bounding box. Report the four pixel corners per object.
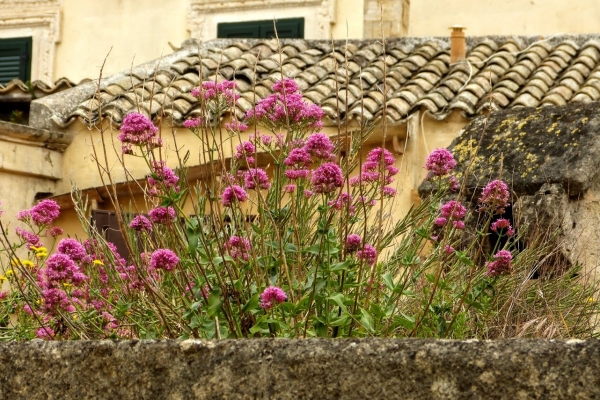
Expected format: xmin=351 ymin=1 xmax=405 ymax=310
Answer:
xmin=0 ymin=37 xmax=32 ymax=84
xmin=217 ymin=18 xmax=304 ymax=39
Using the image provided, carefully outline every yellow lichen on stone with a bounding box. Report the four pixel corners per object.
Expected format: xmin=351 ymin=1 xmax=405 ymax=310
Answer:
xmin=581 ymin=117 xmax=589 ymax=124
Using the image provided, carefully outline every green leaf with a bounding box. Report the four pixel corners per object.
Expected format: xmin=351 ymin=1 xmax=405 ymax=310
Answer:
xmin=329 ymin=313 xmax=351 ymax=327
xmin=284 ymin=243 xmax=298 ymax=253
xmin=305 ymin=244 xmax=322 ymax=255
xmin=455 ymin=250 xmax=474 ymax=267
xmin=360 ymin=308 xmax=375 ymax=333
xmin=242 ymin=294 xmax=260 ymax=312
xmin=212 ymin=256 xmax=224 ymax=266
xmin=393 ymin=313 xmax=415 ymax=330
xmin=425 ymin=273 xmax=436 ymax=284
xmin=189 ymin=316 xmax=201 ymax=329
xmin=328 ymin=293 xmax=347 ymax=312
xmin=314 ymin=320 xmax=328 ymax=337
xmin=207 ymin=288 xmax=223 ymax=317
xmin=330 ymin=260 xmax=351 ymax=272
xmin=382 ymin=272 xmax=395 ymax=291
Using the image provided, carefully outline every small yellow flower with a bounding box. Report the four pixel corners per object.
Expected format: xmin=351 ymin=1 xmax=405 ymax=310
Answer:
xmin=72 ymin=315 xmax=78 ymax=320
xmin=5 ymin=270 xmax=14 ymax=277
xmin=36 ymin=299 xmax=42 ymax=305
xmin=125 ymin=311 xmax=131 ymax=316
xmin=62 ymin=283 xmax=72 ymax=289
xmin=19 ymin=259 xmax=35 ymax=268
xmin=0 ymin=276 xmax=6 ymax=282
xmin=93 ymin=259 xmax=104 ymax=266
xmin=588 ymin=297 xmax=595 ymax=303
xmin=32 ymin=247 xmax=48 ymax=259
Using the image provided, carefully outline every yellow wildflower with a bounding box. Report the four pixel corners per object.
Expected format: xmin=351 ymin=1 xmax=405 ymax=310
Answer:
xmin=93 ymin=259 xmax=104 ymax=266
xmin=5 ymin=270 xmax=14 ymax=277
xmin=62 ymin=283 xmax=73 ymax=289
xmin=0 ymin=276 xmax=6 ymax=282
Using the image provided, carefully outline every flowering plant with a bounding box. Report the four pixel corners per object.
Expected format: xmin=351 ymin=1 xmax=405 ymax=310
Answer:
xmin=0 ymin=76 xmax=598 ymax=341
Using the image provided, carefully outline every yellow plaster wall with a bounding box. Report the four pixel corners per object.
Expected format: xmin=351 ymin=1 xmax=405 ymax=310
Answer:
xmin=54 ymin=0 xmax=189 ymax=82
xmin=409 ymin=0 xmax=600 ymax=36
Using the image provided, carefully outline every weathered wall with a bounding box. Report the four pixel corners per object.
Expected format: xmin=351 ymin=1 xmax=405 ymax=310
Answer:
xmin=409 ymin=0 xmax=600 ymax=37
xmin=0 ymin=339 xmax=599 ymax=399
xmin=54 ymin=0 xmax=189 ymax=83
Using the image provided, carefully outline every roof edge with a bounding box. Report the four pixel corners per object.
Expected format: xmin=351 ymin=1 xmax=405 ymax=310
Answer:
xmin=0 ymin=120 xmax=73 ymax=152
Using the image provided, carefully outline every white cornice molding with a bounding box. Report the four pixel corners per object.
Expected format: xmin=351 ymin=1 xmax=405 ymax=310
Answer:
xmin=188 ymin=0 xmax=336 ymax=40
xmin=0 ymin=0 xmax=62 ymax=83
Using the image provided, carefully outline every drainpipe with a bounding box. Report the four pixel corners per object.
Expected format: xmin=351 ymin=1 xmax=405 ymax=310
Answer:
xmin=449 ymin=25 xmax=466 ymax=63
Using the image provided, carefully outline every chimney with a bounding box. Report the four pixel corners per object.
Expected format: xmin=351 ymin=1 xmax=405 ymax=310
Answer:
xmin=449 ymin=25 xmax=466 ymax=63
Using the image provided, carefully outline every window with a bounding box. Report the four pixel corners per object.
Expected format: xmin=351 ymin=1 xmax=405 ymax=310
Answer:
xmin=217 ymin=18 xmax=304 ymax=39
xmin=0 ymin=37 xmax=32 ymax=84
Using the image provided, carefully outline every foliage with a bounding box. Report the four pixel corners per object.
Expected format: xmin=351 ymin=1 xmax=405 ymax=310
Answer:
xmin=0 ymin=76 xmax=598 ymax=341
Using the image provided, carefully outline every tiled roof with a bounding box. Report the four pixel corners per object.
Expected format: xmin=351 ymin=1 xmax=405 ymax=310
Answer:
xmin=52 ymin=35 xmax=600 ymax=127
xmin=0 ymin=78 xmax=84 ymax=101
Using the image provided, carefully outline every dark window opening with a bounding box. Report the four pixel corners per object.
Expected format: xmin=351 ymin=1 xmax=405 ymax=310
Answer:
xmin=0 ymin=37 xmax=32 ymax=84
xmin=217 ymin=18 xmax=304 ymax=39
xmin=91 ymin=210 xmax=131 ymax=262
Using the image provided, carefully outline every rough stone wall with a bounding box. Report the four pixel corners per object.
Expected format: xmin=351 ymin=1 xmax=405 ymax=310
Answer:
xmin=0 ymin=339 xmax=599 ymax=399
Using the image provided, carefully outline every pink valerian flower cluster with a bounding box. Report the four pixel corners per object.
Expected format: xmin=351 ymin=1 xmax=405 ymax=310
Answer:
xmin=479 ymin=180 xmax=510 ymax=215
xmin=15 ymin=227 xmax=43 ymax=250
xmin=235 ymin=141 xmax=256 ymax=165
xmin=149 ymin=249 xmax=180 ymax=271
xmin=357 ymin=244 xmax=377 ymax=266
xmin=221 ymin=185 xmax=249 ymax=207
xmin=147 ymin=161 xmax=180 ymax=196
xmin=304 ymin=133 xmax=335 ymax=160
xmin=149 ymin=206 xmax=176 ymax=224
xmin=435 ymin=200 xmax=468 ymax=230
xmin=345 ymin=234 xmax=362 ymax=253
xmin=260 ymin=286 xmax=287 ymax=310
xmin=311 ymin=162 xmax=344 ymax=194
xmin=57 ymin=238 xmax=87 ymax=262
xmin=117 ymin=112 xmax=161 ymax=154
xmin=284 ymin=147 xmax=312 ymax=180
xmin=37 ymin=251 xmax=89 ymax=314
xmin=244 ymin=168 xmax=271 ymax=190
xmin=183 ymin=117 xmax=202 ymax=129
xmin=246 ymin=78 xmax=324 ymax=132
xmin=485 ymin=250 xmax=512 ymax=277
xmin=224 ymin=121 xmax=248 ymax=133
xmin=425 ymin=148 xmax=456 ymax=177
xmin=50 ymin=226 xmax=64 ymax=237
xmin=490 ymin=218 xmax=515 ymax=236
xmin=129 ymin=215 xmax=152 ymax=232
xmin=328 ymin=193 xmax=356 ymax=215
xmin=350 ymin=148 xmax=398 ymax=195
xmin=191 ymin=80 xmax=239 ymax=107
xmin=225 ymin=236 xmax=252 ymax=262
xmin=17 ymin=199 xmax=61 ymax=227
xmin=424 ymin=149 xmax=460 ymax=191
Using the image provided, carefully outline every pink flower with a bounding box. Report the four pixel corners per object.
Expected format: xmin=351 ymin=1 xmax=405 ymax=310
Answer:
xmin=29 ymin=199 xmax=60 ymax=226
xmin=244 ymin=168 xmax=271 ymax=190
xmin=0 ymin=291 xmax=7 ymax=300
xmin=345 ymin=234 xmax=362 ymax=253
xmin=192 ymin=80 xmax=239 ymax=107
xmin=353 ymin=148 xmax=397 ymax=187
xmin=118 ymin=112 xmax=160 ymax=153
xmin=183 ymin=117 xmax=202 ymax=129
xmin=284 ymin=184 xmax=297 ymax=193
xmin=304 ymin=190 xmax=313 ymax=198
xmin=357 ymin=244 xmax=377 ymax=266
xmin=305 ymin=133 xmax=335 ymax=160
xmin=311 ymin=162 xmax=344 ymax=194
xmin=225 ymin=236 xmax=252 ymax=261
xmin=129 ymin=215 xmax=152 ymax=231
xmin=328 ymin=193 xmax=356 ymax=215
xmin=435 ymin=200 xmax=467 ymax=230
xmin=148 ymin=161 xmax=180 ymax=196
xmin=221 ymin=185 xmax=248 ymax=207
xmin=57 ymin=238 xmax=87 ymax=262
xmin=444 ymin=245 xmax=455 ymax=254
xmin=260 ymin=286 xmax=287 ymax=310
xmin=235 ymin=141 xmax=256 ymax=165
xmin=224 ymin=121 xmax=248 ymax=132
xmin=36 ymin=326 xmax=55 ymax=340
xmin=490 ymin=218 xmax=515 ymax=236
xmin=485 ymin=250 xmax=512 ymax=277
xmin=285 ymin=168 xmax=310 ymax=180
xmin=148 ymin=207 xmax=176 ymax=224
xmin=50 ymin=227 xmax=64 ymax=237
xmin=425 ymin=148 xmax=456 ymax=177
xmin=149 ymin=249 xmax=180 ymax=271
xmin=246 ymin=78 xmax=323 ymax=132
xmin=15 ymin=227 xmax=43 ymax=249
xmin=479 ymin=180 xmax=510 ymax=215
xmin=383 ymin=186 xmax=397 ymax=197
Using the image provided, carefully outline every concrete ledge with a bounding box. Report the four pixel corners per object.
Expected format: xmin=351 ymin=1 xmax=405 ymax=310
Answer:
xmin=0 ymin=339 xmax=598 ymax=399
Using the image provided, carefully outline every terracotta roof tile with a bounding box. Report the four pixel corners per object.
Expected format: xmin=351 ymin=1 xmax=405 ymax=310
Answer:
xmin=32 ymin=35 xmax=600 ymax=128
